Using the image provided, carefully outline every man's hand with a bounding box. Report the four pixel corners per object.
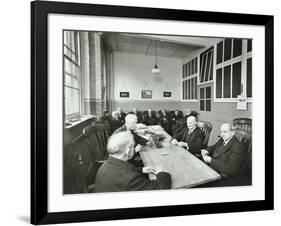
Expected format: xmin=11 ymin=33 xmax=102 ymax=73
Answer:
xmin=178 ymin=141 xmax=188 ymax=149
xmin=202 ymin=154 xmax=211 ymax=163
xmin=135 ymin=144 xmax=143 ymax=153
xmin=142 ymin=166 xmax=156 ymax=174
xmin=146 ymin=140 xmax=153 ymax=147
xmin=171 ymin=139 xmax=178 ymax=145
xmin=201 ymin=149 xmax=209 ymax=156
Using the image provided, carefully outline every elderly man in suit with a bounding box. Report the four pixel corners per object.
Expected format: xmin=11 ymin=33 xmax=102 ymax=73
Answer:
xmin=108 ymin=111 xmax=123 ymax=136
xmin=114 ymin=114 xmax=150 ymax=147
xmin=131 ymin=108 xmax=143 ymax=123
xmin=94 ymin=131 xmax=172 ymax=192
xmin=143 ymin=109 xmax=158 ymax=126
xmin=201 ymin=123 xmax=246 ymax=186
xmin=116 ymin=107 xmax=126 ymax=125
xmin=158 ymin=109 xmax=171 ymax=135
xmin=171 ymin=115 xmax=204 ymax=154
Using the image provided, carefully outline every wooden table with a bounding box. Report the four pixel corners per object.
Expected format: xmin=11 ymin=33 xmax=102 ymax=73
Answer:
xmin=137 ymin=125 xmax=221 ymax=189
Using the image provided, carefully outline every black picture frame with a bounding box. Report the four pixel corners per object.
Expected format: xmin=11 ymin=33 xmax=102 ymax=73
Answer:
xmin=163 ymin=92 xmax=172 ymax=97
xmin=120 ymin=92 xmax=129 ymax=98
xmin=31 ymin=0 xmax=274 ymax=224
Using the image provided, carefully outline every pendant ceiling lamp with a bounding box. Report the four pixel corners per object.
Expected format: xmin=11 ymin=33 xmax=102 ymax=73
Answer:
xmin=152 ymin=40 xmax=160 ymax=74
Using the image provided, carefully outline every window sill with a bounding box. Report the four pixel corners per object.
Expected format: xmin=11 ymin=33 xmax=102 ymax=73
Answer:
xmin=65 ymin=115 xmax=95 ymax=129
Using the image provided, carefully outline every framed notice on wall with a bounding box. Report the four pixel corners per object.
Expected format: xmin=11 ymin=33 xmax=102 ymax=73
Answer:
xmin=163 ymin=92 xmax=172 ymax=97
xmin=120 ymin=92 xmax=129 ymax=98
xmin=141 ymin=90 xmax=152 ymax=99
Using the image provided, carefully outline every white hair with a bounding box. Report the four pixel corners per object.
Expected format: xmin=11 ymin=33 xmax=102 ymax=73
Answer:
xmin=221 ymin=123 xmax=236 ymax=131
xmin=125 ymin=114 xmax=137 ymax=123
xmin=112 ymin=111 xmax=119 ymax=119
xmin=107 ymin=131 xmax=134 ymax=155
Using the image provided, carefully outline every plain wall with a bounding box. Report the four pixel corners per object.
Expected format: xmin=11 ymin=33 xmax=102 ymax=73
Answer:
xmin=112 ymin=51 xmax=182 ymax=111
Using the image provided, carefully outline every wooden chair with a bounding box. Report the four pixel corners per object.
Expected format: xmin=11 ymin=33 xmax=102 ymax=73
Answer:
xmin=197 ymin=121 xmax=213 ymax=148
xmin=63 ymin=134 xmax=95 ymax=194
xmin=83 ymin=124 xmax=110 ymax=162
xmin=234 ymin=129 xmax=252 ymax=185
xmin=233 ymin=118 xmax=252 ymax=133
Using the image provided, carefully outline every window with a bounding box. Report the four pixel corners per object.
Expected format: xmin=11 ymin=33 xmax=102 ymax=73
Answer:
xmin=182 ymin=57 xmax=198 ymax=100
xmin=200 ymin=86 xmax=211 ymax=111
xmin=215 ymin=38 xmax=251 ymax=100
xmin=246 ymin=39 xmax=252 ymax=98
xmin=200 ymin=47 xmax=213 ymax=83
xmin=64 ymin=31 xmax=81 ymax=119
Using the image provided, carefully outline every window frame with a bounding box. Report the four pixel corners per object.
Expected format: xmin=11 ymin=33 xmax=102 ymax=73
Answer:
xmin=182 ymin=57 xmax=199 ymax=102
xmin=63 ymin=30 xmax=82 ymax=120
xmin=213 ymin=38 xmax=253 ymax=103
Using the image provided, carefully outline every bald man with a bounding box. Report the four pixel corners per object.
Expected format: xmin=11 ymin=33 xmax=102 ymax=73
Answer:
xmin=114 ymin=114 xmax=149 ymax=146
xmin=171 ymin=115 xmax=204 ymax=154
xmin=94 ymin=131 xmax=171 ymax=192
xmin=201 ymin=123 xmax=246 ymax=183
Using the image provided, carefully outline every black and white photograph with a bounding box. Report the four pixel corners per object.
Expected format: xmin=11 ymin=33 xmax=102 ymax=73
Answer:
xmin=63 ymin=31 xmax=253 ymax=194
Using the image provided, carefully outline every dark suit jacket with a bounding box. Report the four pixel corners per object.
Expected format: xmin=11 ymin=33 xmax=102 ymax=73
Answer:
xmin=94 ymin=156 xmax=172 ymax=192
xmin=109 ymin=119 xmax=122 ymax=136
xmin=118 ymin=112 xmax=126 ymax=125
xmin=173 ymin=126 xmax=204 ymax=154
xmin=158 ymin=112 xmax=171 ymax=134
xmin=143 ymin=113 xmax=158 ymax=126
xmin=208 ymin=136 xmax=245 ymax=177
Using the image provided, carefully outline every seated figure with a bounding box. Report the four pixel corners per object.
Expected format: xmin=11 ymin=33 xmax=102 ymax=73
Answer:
xmin=201 ymin=123 xmax=246 ymax=186
xmin=158 ymin=109 xmax=171 ymax=135
xmin=171 ymin=115 xmax=204 ymax=154
xmin=94 ymin=131 xmax=172 ymax=192
xmin=170 ymin=110 xmax=183 ymax=136
xmin=143 ymin=109 xmax=158 ymax=126
xmin=132 ymin=108 xmax=143 ymax=123
xmin=116 ymin=107 xmax=126 ymax=125
xmin=108 ymin=111 xmax=123 ymax=136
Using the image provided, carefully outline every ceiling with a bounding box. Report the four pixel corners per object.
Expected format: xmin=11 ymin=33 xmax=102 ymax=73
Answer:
xmin=102 ymin=33 xmax=216 ymax=59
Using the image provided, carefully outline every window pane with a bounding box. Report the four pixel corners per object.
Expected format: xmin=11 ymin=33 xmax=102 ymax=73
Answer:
xmin=200 ymin=54 xmax=207 ymax=82
xmin=195 ymin=77 xmax=197 ymax=99
xmin=185 ymin=80 xmax=188 ymax=99
xmin=206 ymin=86 xmax=211 ymax=99
xmin=182 ymin=81 xmax=185 ymax=99
xmin=233 ymin=39 xmax=242 ymax=58
xmin=189 ymin=61 xmax=192 ymax=76
xmin=185 ymin=63 xmax=188 ymax=77
xmin=205 ymin=52 xmax=211 ymax=82
xmin=206 ymin=100 xmax=211 ymax=111
xmin=65 ymin=87 xmax=79 ymax=115
xmin=182 ymin=65 xmax=185 ymax=78
xmin=188 ymin=79 xmax=191 ymax=99
xmin=247 ymin=39 xmax=252 ymax=52
xmin=64 ymin=58 xmax=72 ymax=74
xmin=200 ymin=87 xmax=204 ymax=99
xmin=209 ymin=52 xmax=213 ymax=80
xmin=186 ymin=80 xmax=189 ymax=99
xmin=223 ymin=65 xmax=231 ymax=98
xmin=195 ymin=57 xmax=198 ymax=73
xmin=190 ymin=78 xmax=194 ymax=99
xmin=216 ymin=68 xmax=222 ymax=98
xmin=247 ymin=58 xmax=252 ymax=97
xmin=65 ymin=74 xmax=72 ymax=87
xmin=232 ymin=61 xmax=242 ymax=98
xmin=224 ymin=38 xmax=232 ymax=61
xmin=217 ymin=41 xmax=223 ymax=64
xmin=200 ymin=100 xmax=205 ymax=111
